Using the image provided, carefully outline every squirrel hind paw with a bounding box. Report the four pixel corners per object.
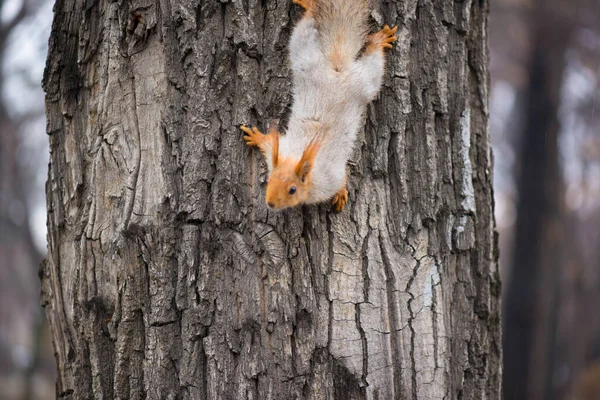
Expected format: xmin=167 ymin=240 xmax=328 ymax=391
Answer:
xmin=331 ymin=187 xmax=349 ymax=212
xmin=367 ymin=25 xmax=398 ymax=53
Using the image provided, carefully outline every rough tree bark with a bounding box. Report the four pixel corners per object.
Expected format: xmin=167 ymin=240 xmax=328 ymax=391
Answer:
xmin=41 ymin=0 xmax=500 ymax=398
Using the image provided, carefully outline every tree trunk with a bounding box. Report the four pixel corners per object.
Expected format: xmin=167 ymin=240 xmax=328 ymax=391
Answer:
xmin=502 ymin=1 xmax=570 ymax=398
xmin=41 ymin=0 xmax=500 ymax=398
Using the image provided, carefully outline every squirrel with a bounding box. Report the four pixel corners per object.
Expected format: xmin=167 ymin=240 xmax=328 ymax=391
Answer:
xmin=241 ymin=0 xmax=397 ymax=212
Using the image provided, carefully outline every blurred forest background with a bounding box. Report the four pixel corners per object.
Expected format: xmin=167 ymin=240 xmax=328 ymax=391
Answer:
xmin=0 ymin=0 xmax=598 ymax=399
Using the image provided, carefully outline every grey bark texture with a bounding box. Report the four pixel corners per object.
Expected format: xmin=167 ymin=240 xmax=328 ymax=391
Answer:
xmin=41 ymin=0 xmax=501 ymax=399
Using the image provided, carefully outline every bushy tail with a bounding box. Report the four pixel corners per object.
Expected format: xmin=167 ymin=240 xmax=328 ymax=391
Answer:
xmin=314 ymin=0 xmax=369 ymax=71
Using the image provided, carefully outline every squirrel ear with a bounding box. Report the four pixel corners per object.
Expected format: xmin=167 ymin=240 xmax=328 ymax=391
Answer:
xmin=295 ymin=139 xmax=320 ymax=182
xmin=270 ymin=128 xmax=280 ymax=168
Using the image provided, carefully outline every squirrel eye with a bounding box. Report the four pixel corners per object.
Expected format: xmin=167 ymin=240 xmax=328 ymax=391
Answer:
xmin=289 ymin=186 xmax=297 ymax=195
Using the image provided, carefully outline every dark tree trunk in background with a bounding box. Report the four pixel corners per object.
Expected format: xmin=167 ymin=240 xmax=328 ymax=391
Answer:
xmin=0 ymin=1 xmax=51 ymax=397
xmin=41 ymin=0 xmax=500 ymax=398
xmin=0 ymin=86 xmax=46 ymax=400
xmin=502 ymin=1 xmax=569 ymax=399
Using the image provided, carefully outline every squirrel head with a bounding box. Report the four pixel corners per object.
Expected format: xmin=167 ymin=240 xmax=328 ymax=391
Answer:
xmin=265 ymin=136 xmax=320 ymax=210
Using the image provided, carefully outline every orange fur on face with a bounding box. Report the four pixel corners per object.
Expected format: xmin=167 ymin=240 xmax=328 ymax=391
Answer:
xmin=265 ymin=139 xmax=320 ymax=210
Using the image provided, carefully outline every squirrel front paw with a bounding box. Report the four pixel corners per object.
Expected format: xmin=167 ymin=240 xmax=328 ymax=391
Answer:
xmin=331 ymin=186 xmax=349 ymax=212
xmin=241 ymin=125 xmax=265 ymax=148
xmin=366 ymin=25 xmax=398 ymax=53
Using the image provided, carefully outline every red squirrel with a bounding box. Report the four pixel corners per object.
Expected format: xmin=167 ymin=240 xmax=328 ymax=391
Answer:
xmin=241 ymin=0 xmax=397 ymax=212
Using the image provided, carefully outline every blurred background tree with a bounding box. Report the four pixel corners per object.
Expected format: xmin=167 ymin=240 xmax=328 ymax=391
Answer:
xmin=0 ymin=0 xmax=55 ymax=398
xmin=491 ymin=0 xmax=600 ymax=399
xmin=0 ymin=0 xmax=599 ymax=398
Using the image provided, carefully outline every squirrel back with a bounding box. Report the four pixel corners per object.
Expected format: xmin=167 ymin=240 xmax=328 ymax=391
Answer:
xmin=314 ymin=0 xmax=370 ymax=72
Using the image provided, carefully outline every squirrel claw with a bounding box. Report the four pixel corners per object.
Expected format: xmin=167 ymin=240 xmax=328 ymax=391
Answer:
xmin=331 ymin=187 xmax=348 ymax=212
xmin=241 ymin=125 xmax=264 ymax=147
xmin=367 ymin=24 xmax=398 ymax=53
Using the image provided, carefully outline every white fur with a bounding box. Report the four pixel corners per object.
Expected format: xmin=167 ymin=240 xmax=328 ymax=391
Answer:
xmin=279 ymin=16 xmax=387 ymax=203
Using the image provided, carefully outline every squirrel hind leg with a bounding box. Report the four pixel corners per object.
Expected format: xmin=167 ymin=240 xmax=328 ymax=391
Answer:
xmin=331 ymin=185 xmax=349 ymax=212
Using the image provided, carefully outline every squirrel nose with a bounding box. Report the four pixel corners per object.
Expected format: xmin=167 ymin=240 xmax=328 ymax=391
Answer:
xmin=267 ymin=202 xmax=275 ymax=208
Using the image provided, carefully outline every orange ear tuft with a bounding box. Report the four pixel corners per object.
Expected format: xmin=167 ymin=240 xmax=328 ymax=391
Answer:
xmin=270 ymin=128 xmax=280 ymax=168
xmin=295 ymin=138 xmax=320 ymax=182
